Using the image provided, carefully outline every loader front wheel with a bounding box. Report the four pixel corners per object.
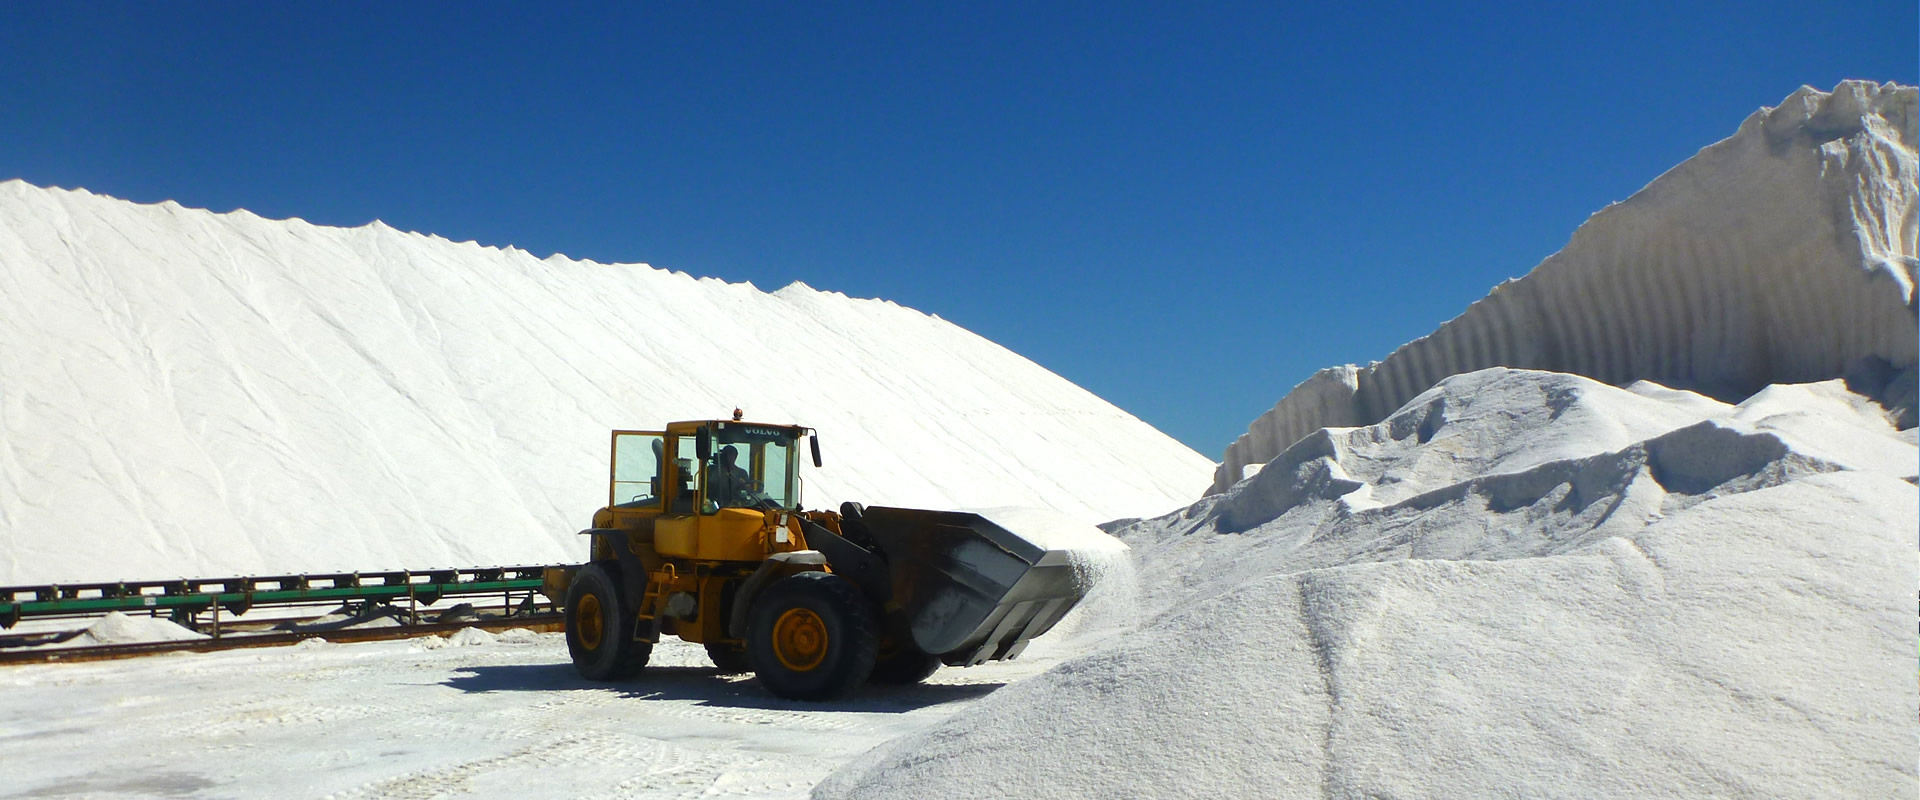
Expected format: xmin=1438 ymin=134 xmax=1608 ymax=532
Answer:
xmin=870 ymin=636 xmax=944 ymax=685
xmin=705 ymin=642 xmax=752 ymax=674
xmin=747 ymin=572 xmax=878 ymax=700
xmin=565 ymin=562 xmax=650 ymax=681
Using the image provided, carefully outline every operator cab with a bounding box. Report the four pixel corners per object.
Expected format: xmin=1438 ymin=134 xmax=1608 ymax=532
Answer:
xmin=698 ymin=422 xmax=801 ymax=512
xmin=607 ymin=419 xmax=816 ymax=518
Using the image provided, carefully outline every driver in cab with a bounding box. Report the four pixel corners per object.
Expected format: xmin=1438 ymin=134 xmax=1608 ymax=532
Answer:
xmin=706 ymin=445 xmax=755 ymax=508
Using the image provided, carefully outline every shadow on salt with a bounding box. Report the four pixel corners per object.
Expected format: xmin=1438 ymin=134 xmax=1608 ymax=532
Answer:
xmin=441 ymin=662 xmax=1004 ymax=713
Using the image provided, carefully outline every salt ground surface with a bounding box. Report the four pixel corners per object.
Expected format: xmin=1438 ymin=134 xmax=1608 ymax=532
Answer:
xmin=1213 ymin=80 xmax=1918 ymax=494
xmin=819 ymin=368 xmax=1918 ymax=798
xmin=2 ymin=578 xmax=1147 ymax=800
xmin=0 ymin=632 xmax=1065 ymax=800
xmin=0 ymin=182 xmax=1213 ymax=584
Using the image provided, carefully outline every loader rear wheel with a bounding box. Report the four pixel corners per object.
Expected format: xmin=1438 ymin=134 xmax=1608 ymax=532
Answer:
xmin=747 ymin=572 xmax=878 ymax=700
xmin=565 ymin=562 xmax=650 ymax=681
xmin=705 ymin=642 xmax=752 ymax=674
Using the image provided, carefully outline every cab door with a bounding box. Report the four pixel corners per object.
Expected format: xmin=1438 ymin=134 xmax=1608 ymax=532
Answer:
xmin=606 ymin=430 xmax=667 ymax=524
xmin=653 ymin=430 xmax=706 ymax=558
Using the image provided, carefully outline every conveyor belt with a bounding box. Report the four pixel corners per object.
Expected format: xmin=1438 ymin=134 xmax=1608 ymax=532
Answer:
xmin=0 ymin=566 xmax=550 ymax=629
xmin=0 ymin=612 xmax=564 ymax=665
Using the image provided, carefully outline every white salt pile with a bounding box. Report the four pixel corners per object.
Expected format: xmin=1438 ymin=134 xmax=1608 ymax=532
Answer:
xmin=819 ymin=369 xmax=1917 ymax=798
xmin=1016 ymin=548 xmax=1140 ymax=659
xmin=493 ymin=628 xmax=542 ymax=644
xmin=279 ymin=604 xmax=407 ymax=632
xmin=445 ymin=627 xmax=497 ymax=647
xmin=417 ymin=626 xmax=531 ymax=650
xmin=60 ymin=612 xmax=208 ymax=647
xmin=962 ymin=506 xmax=1141 ymax=654
xmin=1212 ymin=80 xmax=1916 ymax=494
xmin=0 ymin=183 xmax=1212 ymax=584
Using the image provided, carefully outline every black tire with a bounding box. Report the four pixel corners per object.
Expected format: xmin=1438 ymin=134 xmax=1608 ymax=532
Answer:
xmin=869 ymin=641 xmax=943 ymax=685
xmin=565 ymin=562 xmax=651 ymax=681
xmin=868 ymin=610 xmax=942 ymax=685
xmin=705 ymin=642 xmax=752 ymax=674
xmin=746 ymin=572 xmax=879 ymax=700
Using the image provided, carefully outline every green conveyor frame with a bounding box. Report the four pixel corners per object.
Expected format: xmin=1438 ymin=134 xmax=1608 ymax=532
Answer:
xmin=0 ymin=566 xmax=550 ymax=629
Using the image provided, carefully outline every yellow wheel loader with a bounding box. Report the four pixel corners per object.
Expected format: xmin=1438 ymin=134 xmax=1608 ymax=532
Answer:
xmin=542 ymin=414 xmax=1117 ymax=701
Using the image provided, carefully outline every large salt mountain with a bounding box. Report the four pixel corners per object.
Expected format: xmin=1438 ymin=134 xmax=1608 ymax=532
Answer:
xmin=1214 ymin=80 xmax=1917 ymax=493
xmin=0 ymin=185 xmax=1213 ymax=584
xmin=820 ymin=82 xmax=1919 ymax=798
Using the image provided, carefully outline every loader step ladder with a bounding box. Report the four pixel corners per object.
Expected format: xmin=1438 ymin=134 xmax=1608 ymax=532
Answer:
xmin=634 ymin=564 xmax=674 ymax=643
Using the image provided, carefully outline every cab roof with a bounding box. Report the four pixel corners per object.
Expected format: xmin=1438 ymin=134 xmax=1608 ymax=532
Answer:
xmin=662 ymin=419 xmax=808 ymax=435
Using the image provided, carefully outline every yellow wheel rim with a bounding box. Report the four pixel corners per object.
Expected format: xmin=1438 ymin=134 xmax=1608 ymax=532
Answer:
xmin=576 ymin=593 xmax=604 ymax=651
xmin=772 ymin=608 xmax=829 ymax=672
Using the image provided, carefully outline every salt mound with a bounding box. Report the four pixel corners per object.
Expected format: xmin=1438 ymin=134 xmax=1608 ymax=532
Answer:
xmin=828 ymin=84 xmax=1918 ymax=795
xmin=493 ymin=628 xmax=542 ymax=643
xmin=931 ymin=506 xmax=1137 ymax=656
xmin=446 ymin=627 xmax=496 ymax=647
xmin=0 ymin=182 xmax=1213 ymax=583
xmin=817 ymin=369 xmax=1917 ymax=798
xmin=1212 ymin=80 xmax=1918 ymax=494
xmin=277 ymin=604 xmax=407 ymax=632
xmin=63 ymin=612 xmax=208 ymax=647
xmin=416 ymin=627 xmax=537 ymax=649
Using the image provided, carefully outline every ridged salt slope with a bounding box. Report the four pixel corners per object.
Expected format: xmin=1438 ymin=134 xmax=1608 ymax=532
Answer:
xmin=0 ymin=183 xmax=1214 ymax=583
xmin=1211 ymin=81 xmax=1918 ymax=494
xmin=820 ymin=368 xmax=1918 ymax=798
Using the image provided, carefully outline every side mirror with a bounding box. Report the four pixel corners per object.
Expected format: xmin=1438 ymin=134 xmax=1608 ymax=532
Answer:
xmin=809 ymin=434 xmax=823 ymax=468
xmin=696 ymin=428 xmax=712 ymax=462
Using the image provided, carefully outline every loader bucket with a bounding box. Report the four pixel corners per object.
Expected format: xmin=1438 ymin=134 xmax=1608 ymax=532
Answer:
xmin=855 ymin=506 xmax=1127 ymax=667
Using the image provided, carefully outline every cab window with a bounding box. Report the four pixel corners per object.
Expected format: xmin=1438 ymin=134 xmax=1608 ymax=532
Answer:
xmin=666 ymin=434 xmax=698 ymax=513
xmin=611 ymin=433 xmax=665 ymax=509
xmin=756 ymin=439 xmax=794 ymax=508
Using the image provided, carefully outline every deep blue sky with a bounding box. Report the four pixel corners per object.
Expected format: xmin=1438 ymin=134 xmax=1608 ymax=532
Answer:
xmin=3 ymin=3 xmax=1914 ymax=456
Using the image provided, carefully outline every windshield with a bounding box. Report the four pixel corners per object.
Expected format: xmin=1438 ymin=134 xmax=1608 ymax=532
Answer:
xmin=703 ymin=424 xmax=799 ymax=512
